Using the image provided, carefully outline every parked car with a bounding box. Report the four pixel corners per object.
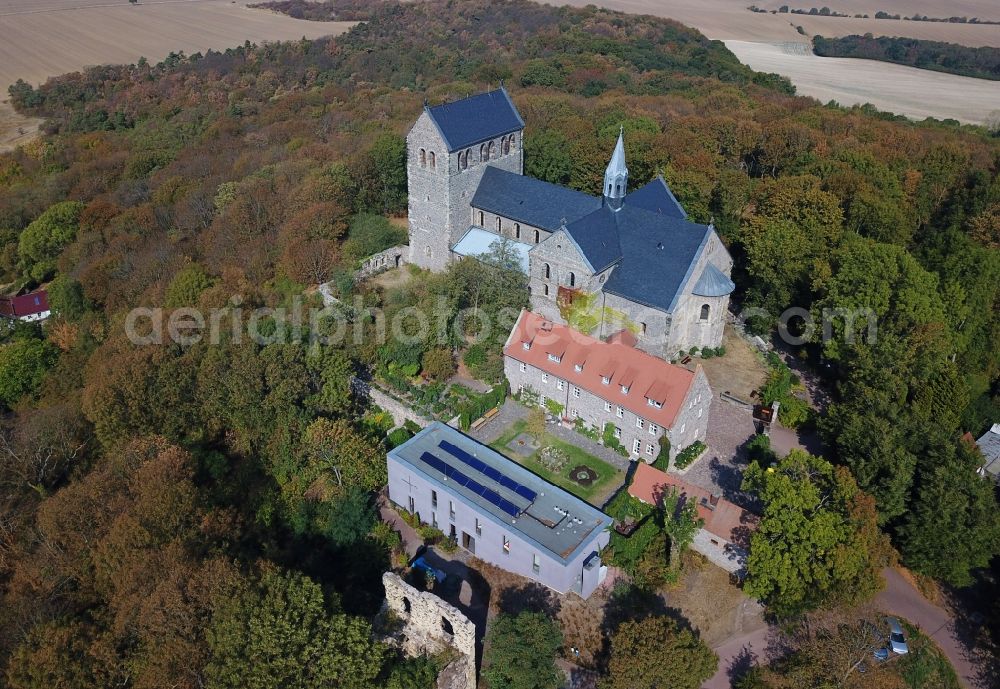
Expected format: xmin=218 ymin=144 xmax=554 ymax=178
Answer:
xmin=873 ymin=647 xmax=890 ymax=662
xmin=886 ymin=617 xmax=909 ymax=655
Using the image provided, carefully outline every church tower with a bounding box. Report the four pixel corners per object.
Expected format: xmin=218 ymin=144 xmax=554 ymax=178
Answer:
xmin=405 ymin=88 xmax=524 ymax=272
xmin=603 ymin=128 xmax=628 ymax=211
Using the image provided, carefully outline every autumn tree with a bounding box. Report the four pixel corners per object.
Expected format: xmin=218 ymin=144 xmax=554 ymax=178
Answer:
xmin=603 ymin=616 xmax=717 ymax=689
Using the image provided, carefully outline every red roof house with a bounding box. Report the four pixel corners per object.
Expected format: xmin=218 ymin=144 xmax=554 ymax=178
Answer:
xmin=0 ymin=290 xmax=50 ymax=321
xmin=628 ymin=463 xmax=757 ymax=572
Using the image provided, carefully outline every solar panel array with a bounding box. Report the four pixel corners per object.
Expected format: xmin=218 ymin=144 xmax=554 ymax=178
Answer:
xmin=418 ymin=451 xmax=522 ymax=517
xmin=438 ymin=440 xmax=538 ymax=502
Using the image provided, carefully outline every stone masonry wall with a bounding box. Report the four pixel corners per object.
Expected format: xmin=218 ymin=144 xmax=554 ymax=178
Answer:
xmin=351 ymin=378 xmax=430 ymax=429
xmin=382 ymin=572 xmax=476 ymax=689
xmin=356 ymin=245 xmax=407 ymax=279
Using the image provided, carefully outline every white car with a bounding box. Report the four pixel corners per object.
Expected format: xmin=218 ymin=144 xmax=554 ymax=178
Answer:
xmin=887 ymin=617 xmax=909 ymax=655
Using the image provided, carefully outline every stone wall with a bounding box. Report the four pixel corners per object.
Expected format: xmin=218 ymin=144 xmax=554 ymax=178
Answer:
xmin=357 ymin=245 xmax=407 ymax=279
xmin=351 ymin=378 xmax=430 ymax=429
xmin=382 ymin=573 xmax=476 ymax=689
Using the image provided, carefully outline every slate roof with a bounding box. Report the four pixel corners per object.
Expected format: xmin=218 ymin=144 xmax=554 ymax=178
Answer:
xmin=425 ymin=88 xmax=525 ymax=152
xmin=977 ymin=423 xmax=1000 ymax=480
xmin=692 ymin=263 xmax=736 ymax=298
xmin=600 ymin=206 xmax=713 ymax=313
xmin=561 ymin=206 xmax=624 ymax=273
xmin=626 ymin=177 xmax=688 ymax=219
xmin=472 ymin=167 xmax=602 ymax=232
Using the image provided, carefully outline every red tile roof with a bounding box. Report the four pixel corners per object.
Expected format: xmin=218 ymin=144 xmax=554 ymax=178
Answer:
xmin=628 ymin=463 xmax=758 ymax=544
xmin=504 ymin=310 xmax=697 ymax=428
xmin=0 ymin=290 xmax=49 ymax=318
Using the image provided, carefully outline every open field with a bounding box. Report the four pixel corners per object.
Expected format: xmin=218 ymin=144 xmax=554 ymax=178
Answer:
xmin=727 ymin=39 xmax=1000 ymax=123
xmin=0 ymin=0 xmax=353 ymax=151
xmin=571 ymin=0 xmax=1000 ymax=123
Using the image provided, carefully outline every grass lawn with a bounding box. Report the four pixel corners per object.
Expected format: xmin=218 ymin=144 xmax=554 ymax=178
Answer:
xmin=491 ymin=420 xmax=625 ymax=505
xmin=896 ymin=621 xmax=961 ymax=689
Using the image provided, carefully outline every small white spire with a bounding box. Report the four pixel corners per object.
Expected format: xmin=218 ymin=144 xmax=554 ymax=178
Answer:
xmin=603 ymin=127 xmax=628 ymax=210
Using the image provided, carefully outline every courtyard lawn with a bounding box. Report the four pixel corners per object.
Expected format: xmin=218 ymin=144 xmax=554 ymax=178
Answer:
xmin=491 ymin=420 xmax=625 ymax=505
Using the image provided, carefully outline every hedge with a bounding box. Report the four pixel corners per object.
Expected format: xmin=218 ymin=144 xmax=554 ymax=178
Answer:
xmin=673 ymin=440 xmax=706 ymax=470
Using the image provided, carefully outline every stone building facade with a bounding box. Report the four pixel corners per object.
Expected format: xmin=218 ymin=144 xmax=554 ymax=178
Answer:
xmin=405 ymin=88 xmax=734 ymax=358
xmin=503 ymin=311 xmax=712 ymax=462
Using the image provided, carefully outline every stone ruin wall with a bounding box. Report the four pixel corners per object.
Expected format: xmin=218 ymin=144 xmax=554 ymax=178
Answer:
xmin=382 ymin=572 xmax=476 ymax=689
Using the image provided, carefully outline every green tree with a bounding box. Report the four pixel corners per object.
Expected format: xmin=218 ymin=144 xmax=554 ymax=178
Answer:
xmin=602 ymin=616 xmax=717 ymax=689
xmin=46 ymin=274 xmax=89 ymax=321
xmin=525 ymin=129 xmax=573 ymax=185
xmin=421 ymin=347 xmax=455 ymax=381
xmin=742 ymin=450 xmax=891 ymax=617
xmin=662 ymin=487 xmax=703 ymax=572
xmin=17 ymin=201 xmax=84 ymax=281
xmin=896 ymin=438 xmax=1000 ymax=586
xmin=165 ymin=263 xmax=213 ymax=307
xmin=384 ymin=655 xmax=438 ymax=689
xmin=206 ymin=569 xmax=385 ymax=689
xmin=482 ymin=611 xmax=563 ymax=689
xmin=318 ymin=486 xmax=377 ymax=547
xmin=0 ymin=339 xmax=58 ymax=408
xmin=306 ymin=346 xmax=354 ymax=415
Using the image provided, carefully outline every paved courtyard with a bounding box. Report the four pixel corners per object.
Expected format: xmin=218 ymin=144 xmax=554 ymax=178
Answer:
xmin=678 ymin=398 xmax=759 ymax=510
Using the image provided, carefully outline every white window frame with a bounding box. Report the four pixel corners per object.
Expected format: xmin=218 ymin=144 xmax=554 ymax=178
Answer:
xmin=548 ymin=353 xmax=561 ymax=363
xmin=649 ymin=423 xmax=658 ymax=435
xmin=636 ymin=418 xmax=644 ymax=429
xmin=522 ymin=341 xmax=531 ymax=351
xmin=604 ymin=401 xmax=612 ymax=412
xmin=613 ymin=426 xmax=622 ymax=440
xmin=646 ymin=443 xmax=655 ymax=456
xmin=572 ymin=386 xmax=580 ymax=398
xmin=601 ymin=376 xmax=610 ymax=385
xmin=542 ymin=373 xmax=549 ymax=383
xmin=616 ymin=406 xmax=624 ymax=418
xmin=680 ymin=423 xmax=686 ymax=435
xmin=556 ymin=379 xmax=564 ymax=391
xmin=519 ymin=362 xmax=526 ymax=373
xmin=621 ymin=385 xmax=630 ymax=395
xmin=632 ymin=438 xmax=641 ymax=454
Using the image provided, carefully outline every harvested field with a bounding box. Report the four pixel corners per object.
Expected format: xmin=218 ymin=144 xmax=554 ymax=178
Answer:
xmin=0 ymin=0 xmax=353 ymax=151
xmin=570 ymin=0 xmax=1000 ymax=123
xmin=726 ymin=39 xmax=1000 ymax=123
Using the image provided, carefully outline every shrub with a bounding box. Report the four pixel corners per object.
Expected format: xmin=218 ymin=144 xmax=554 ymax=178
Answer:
xmin=463 ymin=343 xmax=487 ymax=369
xmin=777 ymin=395 xmax=812 ymax=428
xmin=603 ymin=422 xmax=629 ymax=457
xmin=403 ymin=419 xmax=422 ymax=434
xmin=688 ymin=346 xmax=699 ymax=356
xmin=652 ymin=435 xmax=671 ymax=470
xmin=673 ymin=441 xmax=706 ymax=470
xmin=544 ymin=398 xmax=564 ymax=417
xmin=421 ymin=347 xmax=455 ymax=381
xmin=746 ymin=433 xmax=776 ymax=466
xmin=387 ymin=427 xmax=413 ymax=448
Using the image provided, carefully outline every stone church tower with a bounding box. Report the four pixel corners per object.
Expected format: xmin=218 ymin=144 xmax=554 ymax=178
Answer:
xmin=406 ymin=89 xmax=524 ymax=271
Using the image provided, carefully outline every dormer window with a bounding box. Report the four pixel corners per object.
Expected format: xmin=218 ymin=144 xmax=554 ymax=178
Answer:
xmin=601 ymin=376 xmax=610 ymax=385
xmin=547 ymin=353 xmax=561 ymax=363
xmin=647 ymin=398 xmax=663 ymax=409
xmin=522 ymin=342 xmax=531 ymax=351
xmin=574 ymin=364 xmax=583 ymax=372
xmin=621 ymin=385 xmax=630 ymax=395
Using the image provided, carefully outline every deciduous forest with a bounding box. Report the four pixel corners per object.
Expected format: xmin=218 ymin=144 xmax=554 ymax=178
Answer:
xmin=0 ymin=0 xmax=997 ymax=686
xmin=813 ymin=34 xmax=1000 ymax=81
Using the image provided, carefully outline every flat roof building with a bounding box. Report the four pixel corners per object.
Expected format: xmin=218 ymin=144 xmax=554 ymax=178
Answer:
xmin=387 ymin=422 xmax=613 ymax=598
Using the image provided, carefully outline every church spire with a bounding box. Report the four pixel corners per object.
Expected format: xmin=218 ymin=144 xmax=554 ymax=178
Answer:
xmin=603 ymin=127 xmax=628 ymax=210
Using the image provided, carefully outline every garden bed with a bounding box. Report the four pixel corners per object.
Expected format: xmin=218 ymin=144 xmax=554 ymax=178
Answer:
xmin=491 ymin=420 xmax=624 ymax=504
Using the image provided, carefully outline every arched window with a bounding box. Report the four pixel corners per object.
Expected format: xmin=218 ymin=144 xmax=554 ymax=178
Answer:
xmin=478 ymin=211 xmax=484 ymax=226
xmin=502 ymin=137 xmax=510 ymax=155
xmin=419 ymin=148 xmax=426 ymax=167
xmin=514 ymin=223 xmax=520 ymax=239
xmin=700 ymin=304 xmax=711 ymax=321
xmin=510 ymin=133 xmax=517 ymax=149
xmin=543 ymin=284 xmax=549 ymax=296
xmin=429 ymin=151 xmax=436 ymax=169
xmin=615 ymin=183 xmax=621 ymax=194
xmin=458 ymin=151 xmax=466 ymax=169
xmin=402 ymin=597 xmax=411 ymax=613
xmin=534 ymin=229 xmax=540 ymax=243
xmin=544 ymin=263 xmax=550 ymax=279
xmin=568 ymin=272 xmax=576 ymax=287
xmin=488 ymin=141 xmax=496 ymax=159
xmin=480 ymin=144 xmax=487 ymax=161
xmin=466 ymin=148 xmax=471 ymax=167
xmin=607 ymin=183 xmax=612 ymax=195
